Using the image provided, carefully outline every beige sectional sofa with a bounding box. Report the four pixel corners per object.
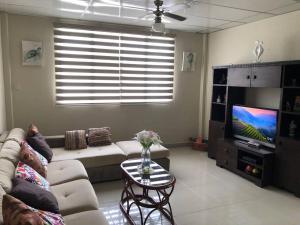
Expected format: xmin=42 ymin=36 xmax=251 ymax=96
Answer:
xmin=0 ymin=128 xmax=109 ymax=225
xmin=46 ymin=135 xmax=170 ymax=183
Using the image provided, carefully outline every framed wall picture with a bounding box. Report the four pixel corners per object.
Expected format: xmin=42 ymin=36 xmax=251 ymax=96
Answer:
xmin=22 ymin=40 xmax=42 ymax=66
xmin=181 ymin=51 xmax=197 ymax=72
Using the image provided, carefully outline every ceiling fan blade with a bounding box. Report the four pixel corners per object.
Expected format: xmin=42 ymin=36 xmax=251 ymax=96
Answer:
xmin=163 ymin=12 xmax=186 ymax=21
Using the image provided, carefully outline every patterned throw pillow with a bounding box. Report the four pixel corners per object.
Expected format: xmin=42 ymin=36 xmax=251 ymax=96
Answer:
xmin=15 ymin=161 xmax=50 ymax=191
xmin=88 ymin=127 xmax=112 ymax=146
xmin=2 ymin=194 xmax=65 ymax=225
xmin=65 ymin=130 xmax=87 ymax=150
xmin=20 ymin=142 xmax=47 ymax=178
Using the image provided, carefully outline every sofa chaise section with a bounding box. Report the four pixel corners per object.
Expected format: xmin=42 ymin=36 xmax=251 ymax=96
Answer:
xmin=50 ymin=179 xmax=99 ymax=216
xmin=51 ymin=143 xmax=127 ymax=182
xmin=64 ymin=210 xmax=109 ymax=225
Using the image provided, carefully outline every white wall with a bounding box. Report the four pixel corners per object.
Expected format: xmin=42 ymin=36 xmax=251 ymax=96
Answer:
xmin=1 ymin=13 xmax=204 ymax=144
xmin=0 ymin=17 xmax=6 ymax=133
xmin=203 ymin=10 xmax=300 ymax=138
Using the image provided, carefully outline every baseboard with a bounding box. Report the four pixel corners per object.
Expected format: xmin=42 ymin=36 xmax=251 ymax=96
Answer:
xmin=164 ymin=142 xmax=192 ymax=148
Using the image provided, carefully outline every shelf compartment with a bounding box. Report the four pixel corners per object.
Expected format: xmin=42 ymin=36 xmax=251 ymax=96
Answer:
xmin=280 ymin=113 xmax=300 ymax=139
xmin=213 ymin=68 xmax=228 ymax=85
xmin=211 ymin=103 xmax=226 ymax=122
xmin=212 ymin=86 xmax=227 ymax=104
xmin=283 ymin=65 xmax=300 ymax=87
xmin=281 ymin=88 xmax=300 ymax=112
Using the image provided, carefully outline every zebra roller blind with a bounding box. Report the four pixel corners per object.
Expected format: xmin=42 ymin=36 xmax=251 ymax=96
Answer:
xmin=54 ymin=23 xmax=175 ymax=104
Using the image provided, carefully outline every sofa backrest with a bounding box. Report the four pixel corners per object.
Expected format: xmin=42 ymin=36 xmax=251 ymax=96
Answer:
xmin=0 ymin=128 xmax=25 ymax=225
xmin=0 ymin=128 xmax=25 ymax=193
xmin=0 ymin=185 xmax=5 ymax=225
xmin=0 ymin=131 xmax=9 ymax=151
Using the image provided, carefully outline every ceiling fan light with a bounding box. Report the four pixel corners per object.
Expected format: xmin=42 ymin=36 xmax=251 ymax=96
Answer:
xmin=152 ymin=22 xmax=165 ymax=33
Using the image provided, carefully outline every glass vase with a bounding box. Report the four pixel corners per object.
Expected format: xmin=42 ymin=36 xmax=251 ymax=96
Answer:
xmin=141 ymin=147 xmax=151 ymax=175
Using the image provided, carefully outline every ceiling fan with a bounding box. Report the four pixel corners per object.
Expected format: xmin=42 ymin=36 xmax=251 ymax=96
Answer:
xmin=150 ymin=0 xmax=186 ymax=33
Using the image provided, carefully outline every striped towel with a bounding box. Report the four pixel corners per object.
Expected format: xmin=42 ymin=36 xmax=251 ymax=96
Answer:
xmin=65 ymin=130 xmax=87 ymax=150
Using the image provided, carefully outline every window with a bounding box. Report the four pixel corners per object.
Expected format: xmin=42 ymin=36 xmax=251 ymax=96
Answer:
xmin=54 ymin=23 xmax=175 ymax=104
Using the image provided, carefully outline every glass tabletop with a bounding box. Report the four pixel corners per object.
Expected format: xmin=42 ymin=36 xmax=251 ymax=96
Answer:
xmin=121 ymin=159 xmax=175 ymax=188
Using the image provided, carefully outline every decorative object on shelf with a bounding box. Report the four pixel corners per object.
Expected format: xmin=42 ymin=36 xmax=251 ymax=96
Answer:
xmin=216 ymin=95 xmax=221 ymax=103
xmin=181 ymin=51 xmax=197 ymax=72
xmin=289 ymin=120 xmax=297 ymax=137
xmin=134 ymin=130 xmax=162 ymax=176
xmin=252 ymin=168 xmax=260 ymax=176
xmin=292 ymin=79 xmax=297 ymax=87
xmin=294 ymin=96 xmax=300 ymax=112
xmin=286 ymin=101 xmax=292 ymax=111
xmin=245 ymin=165 xmax=253 ymax=174
xmin=22 ymin=40 xmax=42 ymax=66
xmin=253 ymin=40 xmax=264 ymax=63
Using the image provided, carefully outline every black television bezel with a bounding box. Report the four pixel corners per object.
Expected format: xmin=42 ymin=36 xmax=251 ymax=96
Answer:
xmin=231 ymin=104 xmax=279 ymax=149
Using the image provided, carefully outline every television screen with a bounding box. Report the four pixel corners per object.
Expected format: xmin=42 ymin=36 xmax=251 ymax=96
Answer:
xmin=232 ymin=105 xmax=277 ymax=148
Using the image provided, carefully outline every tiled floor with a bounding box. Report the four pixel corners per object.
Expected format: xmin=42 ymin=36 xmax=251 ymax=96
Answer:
xmin=93 ymin=147 xmax=300 ymax=225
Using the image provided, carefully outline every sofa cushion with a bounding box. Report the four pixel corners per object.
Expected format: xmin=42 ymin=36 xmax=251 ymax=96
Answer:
xmin=15 ymin=162 xmax=50 ymax=191
xmin=65 ymin=130 xmax=87 ymax=150
xmin=52 ymin=143 xmax=126 ymax=168
xmin=11 ymin=178 xmax=59 ymax=214
xmin=50 ymin=179 xmax=99 ymax=216
xmin=5 ymin=128 xmax=25 ymax=144
xmin=0 ymin=131 xmax=9 ymax=143
xmin=0 ymin=158 xmax=15 ymax=192
xmin=27 ymin=132 xmax=53 ymax=163
xmin=47 ymin=160 xmax=88 ymax=186
xmin=0 ymin=185 xmax=5 ymax=225
xmin=116 ymin=140 xmax=169 ymax=159
xmin=63 ymin=210 xmax=109 ymax=225
xmin=0 ymin=140 xmax=21 ymax=165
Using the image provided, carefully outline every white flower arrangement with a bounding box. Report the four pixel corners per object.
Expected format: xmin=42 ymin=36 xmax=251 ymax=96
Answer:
xmin=134 ymin=130 xmax=162 ymax=149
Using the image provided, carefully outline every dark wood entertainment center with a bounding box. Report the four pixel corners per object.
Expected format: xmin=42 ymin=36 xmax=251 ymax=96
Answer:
xmin=208 ymin=61 xmax=300 ymax=197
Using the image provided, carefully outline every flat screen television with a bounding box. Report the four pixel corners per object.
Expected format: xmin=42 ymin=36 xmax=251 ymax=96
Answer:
xmin=232 ymin=105 xmax=278 ymax=148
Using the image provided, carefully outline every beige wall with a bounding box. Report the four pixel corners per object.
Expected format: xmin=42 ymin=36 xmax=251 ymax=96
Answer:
xmin=2 ymin=14 xmax=203 ymax=144
xmin=0 ymin=17 xmax=6 ymax=133
xmin=203 ymin=10 xmax=300 ymax=138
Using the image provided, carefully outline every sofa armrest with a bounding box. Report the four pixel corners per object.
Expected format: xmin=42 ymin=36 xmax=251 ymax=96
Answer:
xmin=45 ymin=135 xmax=65 ymax=148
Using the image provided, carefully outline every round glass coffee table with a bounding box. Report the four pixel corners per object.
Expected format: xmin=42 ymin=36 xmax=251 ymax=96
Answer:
xmin=120 ymin=159 xmax=176 ymax=225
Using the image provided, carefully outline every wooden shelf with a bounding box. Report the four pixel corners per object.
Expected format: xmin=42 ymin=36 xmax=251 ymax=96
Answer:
xmin=236 ymin=169 xmax=262 ymax=185
xmin=239 ymin=159 xmax=263 ymax=170
xmin=213 ymin=84 xmax=227 ymax=87
xmin=283 ymin=86 xmax=300 ymax=89
xmin=281 ymin=111 xmax=300 ymax=116
xmin=212 ymin=102 xmax=226 ymax=106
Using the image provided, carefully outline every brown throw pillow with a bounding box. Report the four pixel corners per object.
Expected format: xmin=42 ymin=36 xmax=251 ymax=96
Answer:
xmin=26 ymin=132 xmax=53 ymax=163
xmin=88 ymin=127 xmax=112 ymax=146
xmin=2 ymin=194 xmax=43 ymax=225
xmin=65 ymin=130 xmax=87 ymax=150
xmin=20 ymin=142 xmax=47 ymax=178
xmin=27 ymin=124 xmax=39 ymax=137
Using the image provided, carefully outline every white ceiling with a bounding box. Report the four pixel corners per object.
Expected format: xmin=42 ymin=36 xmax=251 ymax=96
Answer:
xmin=0 ymin=0 xmax=300 ymax=33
